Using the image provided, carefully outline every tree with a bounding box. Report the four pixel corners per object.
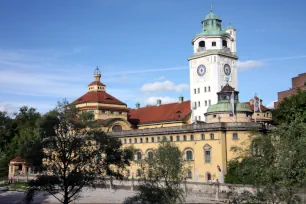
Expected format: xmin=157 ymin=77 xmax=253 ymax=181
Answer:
xmin=124 ymin=141 xmax=188 ymax=204
xmin=225 ymin=91 xmax=306 ymax=203
xmin=26 ymin=100 xmax=133 ymax=204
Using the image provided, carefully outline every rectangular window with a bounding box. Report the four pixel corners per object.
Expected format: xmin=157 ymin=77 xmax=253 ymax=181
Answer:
xmin=210 ymin=133 xmax=214 ymax=140
xmin=183 ymin=135 xmax=187 ymax=141
xmin=194 ymin=89 xmax=196 ymax=94
xmin=177 ymin=135 xmax=180 ymax=141
xmin=233 ymin=133 xmax=238 ymax=140
xmin=146 ymin=138 xmax=149 ymax=143
xmin=204 ymin=87 xmax=207 ymax=92
xmin=151 ymin=137 xmax=154 ymax=143
xmin=198 ymin=101 xmax=200 ymax=107
xmin=190 ymin=135 xmax=194 ymax=141
xmin=205 ymin=150 xmax=211 ymax=163
xmin=198 ymin=88 xmax=200 ymax=93
xmin=194 ymin=102 xmax=197 ymax=109
xmin=208 ymin=86 xmax=211 ymax=92
xmin=209 ymin=100 xmax=211 ymax=106
xmin=158 ymin=137 xmax=160 ymax=142
xmin=205 ymin=100 xmax=207 ymax=106
xmin=212 ymin=42 xmax=216 ymax=47
xmin=201 ymin=134 xmax=205 ymax=140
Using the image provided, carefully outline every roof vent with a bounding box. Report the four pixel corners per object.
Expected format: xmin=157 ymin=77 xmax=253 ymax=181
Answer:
xmin=136 ymin=102 xmax=140 ymax=109
xmin=157 ymin=99 xmax=162 ymax=106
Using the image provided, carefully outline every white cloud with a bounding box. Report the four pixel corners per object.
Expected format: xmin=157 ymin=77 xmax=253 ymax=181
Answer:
xmin=144 ymin=96 xmax=178 ymax=106
xmin=237 ymin=60 xmax=264 ymax=71
xmin=140 ymin=80 xmax=189 ymax=92
xmin=266 ymin=100 xmax=277 ymax=109
xmin=106 ymin=66 xmax=187 ymax=76
xmin=155 ymin=76 xmax=166 ymax=80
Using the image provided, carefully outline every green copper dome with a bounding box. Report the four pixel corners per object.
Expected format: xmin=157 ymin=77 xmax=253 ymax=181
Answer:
xmin=204 ymin=12 xmax=220 ymax=20
xmin=207 ymin=102 xmax=252 ymax=114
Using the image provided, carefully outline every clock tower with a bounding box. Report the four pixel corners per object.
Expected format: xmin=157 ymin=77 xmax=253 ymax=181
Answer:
xmin=188 ymin=7 xmax=238 ymax=122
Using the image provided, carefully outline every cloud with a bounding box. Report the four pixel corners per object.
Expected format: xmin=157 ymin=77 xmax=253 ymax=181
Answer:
xmin=140 ymin=80 xmax=189 ymax=92
xmin=266 ymin=100 xmax=277 ymax=109
xmin=238 ymin=60 xmax=264 ymax=71
xmin=117 ymin=75 xmax=128 ymax=82
xmin=0 ymin=101 xmax=55 ymax=115
xmin=106 ymin=66 xmax=187 ymax=76
xmin=144 ymin=96 xmax=178 ymax=106
xmin=155 ymin=76 xmax=166 ymax=80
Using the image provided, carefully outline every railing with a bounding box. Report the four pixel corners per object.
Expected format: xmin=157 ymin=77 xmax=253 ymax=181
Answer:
xmin=107 ymin=122 xmax=265 ymax=137
xmin=195 ymin=47 xmax=233 ymax=55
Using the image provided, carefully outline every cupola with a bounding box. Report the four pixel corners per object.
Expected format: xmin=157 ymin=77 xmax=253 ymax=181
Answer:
xmin=88 ymin=67 xmax=106 ymax=92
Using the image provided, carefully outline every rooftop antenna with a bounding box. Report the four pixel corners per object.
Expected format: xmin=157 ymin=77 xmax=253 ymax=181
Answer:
xmin=210 ymin=5 xmax=213 ymax=12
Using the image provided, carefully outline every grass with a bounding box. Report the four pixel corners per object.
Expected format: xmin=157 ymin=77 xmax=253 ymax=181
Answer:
xmin=0 ymin=181 xmax=29 ymax=191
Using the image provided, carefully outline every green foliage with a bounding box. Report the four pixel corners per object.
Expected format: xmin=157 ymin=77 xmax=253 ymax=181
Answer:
xmin=225 ymin=90 xmax=306 ymax=203
xmin=26 ymin=100 xmax=133 ymax=204
xmin=125 ymin=141 xmax=187 ymax=204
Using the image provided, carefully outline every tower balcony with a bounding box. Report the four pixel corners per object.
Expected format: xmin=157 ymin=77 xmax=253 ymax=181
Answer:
xmin=196 ymin=46 xmax=232 ymax=55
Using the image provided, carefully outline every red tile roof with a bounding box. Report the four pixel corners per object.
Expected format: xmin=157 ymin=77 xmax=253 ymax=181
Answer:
xmin=78 ymin=106 xmax=129 ymax=112
xmin=73 ymin=91 xmax=126 ymax=105
xmin=244 ymin=102 xmax=268 ymax=112
xmin=10 ymin=157 xmax=26 ymax=163
xmin=88 ymin=81 xmax=105 ymax=86
xmin=128 ymin=101 xmax=191 ymax=125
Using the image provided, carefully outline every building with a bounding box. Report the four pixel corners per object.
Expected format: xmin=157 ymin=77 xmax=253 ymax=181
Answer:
xmin=244 ymin=97 xmax=272 ymax=125
xmin=72 ymin=8 xmax=271 ymax=183
xmin=274 ymin=72 xmax=306 ymax=108
xmin=189 ymin=7 xmax=238 ymax=122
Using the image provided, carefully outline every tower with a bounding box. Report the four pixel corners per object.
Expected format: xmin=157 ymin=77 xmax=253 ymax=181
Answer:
xmin=188 ymin=7 xmax=238 ymax=122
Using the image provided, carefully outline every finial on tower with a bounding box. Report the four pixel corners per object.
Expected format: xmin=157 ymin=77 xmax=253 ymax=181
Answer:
xmin=210 ymin=5 xmax=213 ymax=12
xmin=94 ymin=66 xmax=101 ymax=82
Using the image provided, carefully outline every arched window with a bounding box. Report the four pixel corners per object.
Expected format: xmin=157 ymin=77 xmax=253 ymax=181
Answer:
xmin=204 ymin=144 xmax=212 ymax=163
xmin=187 ymin=170 xmax=192 ymax=178
xmin=199 ymin=41 xmax=205 ymax=47
xmin=186 ymin=150 xmax=193 ymax=161
xmin=112 ymin=125 xmax=122 ymax=132
xmin=190 ymin=135 xmax=194 ymax=141
xmin=183 ymin=135 xmax=187 ymax=141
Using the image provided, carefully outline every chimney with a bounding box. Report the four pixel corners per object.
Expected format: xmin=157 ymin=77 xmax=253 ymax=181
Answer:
xmin=178 ymin=96 xmax=184 ymax=103
xmin=135 ymin=102 xmax=140 ymax=109
xmin=156 ymin=99 xmax=162 ymax=106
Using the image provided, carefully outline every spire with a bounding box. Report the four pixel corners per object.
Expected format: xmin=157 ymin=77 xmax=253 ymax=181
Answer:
xmin=94 ymin=66 xmax=101 ymax=82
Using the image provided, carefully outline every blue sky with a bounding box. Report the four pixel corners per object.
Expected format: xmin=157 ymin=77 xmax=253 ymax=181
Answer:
xmin=0 ymin=0 xmax=306 ymax=114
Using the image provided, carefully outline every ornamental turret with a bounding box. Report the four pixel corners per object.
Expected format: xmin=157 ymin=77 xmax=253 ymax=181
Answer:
xmin=88 ymin=67 xmax=106 ymax=92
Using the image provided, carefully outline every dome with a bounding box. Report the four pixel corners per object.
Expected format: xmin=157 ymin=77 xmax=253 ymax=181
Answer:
xmin=226 ymin=25 xmax=235 ymax=30
xmin=207 ymin=102 xmax=252 ymax=114
xmin=204 ymin=12 xmax=220 ymax=20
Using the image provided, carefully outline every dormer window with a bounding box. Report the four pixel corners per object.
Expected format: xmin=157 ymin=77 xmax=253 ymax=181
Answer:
xmin=212 ymin=42 xmax=216 ymax=47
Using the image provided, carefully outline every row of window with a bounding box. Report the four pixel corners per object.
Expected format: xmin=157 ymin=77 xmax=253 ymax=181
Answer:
xmin=134 ymin=146 xmax=212 ymax=164
xmin=122 ymin=133 xmax=239 ymax=145
xmin=198 ymin=40 xmax=228 ymax=48
xmin=194 ymin=86 xmax=211 ymax=94
xmin=101 ymin=110 xmax=123 ymax=115
xmin=194 ymin=100 xmax=211 ymax=109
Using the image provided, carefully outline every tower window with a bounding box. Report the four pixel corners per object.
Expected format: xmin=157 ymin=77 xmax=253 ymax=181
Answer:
xmin=140 ymin=138 xmax=143 ymax=143
xmin=204 ymin=87 xmax=207 ymax=92
xmin=212 ymin=42 xmax=216 ymax=47
xmin=199 ymin=41 xmax=205 ymax=47
xmin=198 ymin=88 xmax=200 ymax=93
xmin=222 ymin=40 xmax=227 ymax=47
xmin=208 ymin=86 xmax=211 ymax=92
xmin=205 ymin=101 xmax=207 ymax=106
xmin=209 ymin=100 xmax=211 ymax=106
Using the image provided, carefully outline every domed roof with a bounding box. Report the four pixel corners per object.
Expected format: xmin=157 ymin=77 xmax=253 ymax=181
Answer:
xmin=226 ymin=25 xmax=235 ymax=30
xmin=207 ymin=102 xmax=252 ymax=114
xmin=204 ymin=12 xmax=220 ymax=20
